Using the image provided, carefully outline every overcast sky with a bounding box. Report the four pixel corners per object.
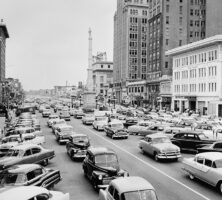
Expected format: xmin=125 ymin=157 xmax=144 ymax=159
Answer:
xmin=1 ymin=0 xmax=116 ymax=90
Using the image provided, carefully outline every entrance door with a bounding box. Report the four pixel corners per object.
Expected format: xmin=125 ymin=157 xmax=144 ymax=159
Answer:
xmin=218 ymin=105 xmax=222 ymax=117
xmin=190 ymin=101 xmax=196 ymax=111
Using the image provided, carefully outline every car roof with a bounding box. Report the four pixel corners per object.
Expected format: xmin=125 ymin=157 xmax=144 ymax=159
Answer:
xmin=0 ymin=186 xmax=49 ymax=200
xmin=111 ymin=176 xmax=154 ymax=194
xmin=11 ymin=143 xmax=41 ymax=151
xmin=175 ymin=131 xmax=203 ymax=135
xmin=71 ymin=133 xmax=87 ymax=137
xmin=146 ymin=133 xmax=167 ymax=139
xmin=88 ymin=147 xmax=115 ymax=155
xmin=196 ymin=152 xmax=222 ymax=160
xmin=109 ymin=120 xmax=123 ymax=125
xmin=7 ymin=164 xmax=41 ymax=174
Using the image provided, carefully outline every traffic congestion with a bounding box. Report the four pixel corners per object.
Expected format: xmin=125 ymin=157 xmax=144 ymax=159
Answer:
xmin=1 ymin=97 xmax=222 ymax=200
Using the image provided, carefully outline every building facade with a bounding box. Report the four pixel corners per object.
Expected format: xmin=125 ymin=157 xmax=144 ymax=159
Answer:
xmin=113 ymin=0 xmax=149 ymax=103
xmin=92 ymin=61 xmax=113 ymax=96
xmin=167 ymin=35 xmax=222 ymax=116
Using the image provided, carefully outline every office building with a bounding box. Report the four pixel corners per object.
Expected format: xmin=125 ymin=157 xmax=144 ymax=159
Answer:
xmin=113 ymin=0 xmax=149 ymax=103
xmin=167 ymin=35 xmax=222 ymax=116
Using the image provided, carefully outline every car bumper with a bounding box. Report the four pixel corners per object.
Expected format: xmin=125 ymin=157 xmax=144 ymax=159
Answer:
xmin=113 ymin=134 xmax=129 ymax=138
xmin=85 ymin=121 xmax=93 ymax=125
xmin=157 ymin=154 xmax=181 ymax=159
xmin=58 ymin=139 xmax=69 ymax=143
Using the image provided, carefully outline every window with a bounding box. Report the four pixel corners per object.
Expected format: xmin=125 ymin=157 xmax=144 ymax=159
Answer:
xmin=166 ymin=39 xmax=169 ymax=45
xmin=204 ymin=159 xmax=212 ymax=167
xmin=196 ymin=157 xmax=204 ymax=164
xmin=165 ymin=62 xmax=168 ymax=68
xmin=190 ymin=9 xmax=193 ymax=15
xmin=179 ymin=40 xmax=182 ymax=46
xmin=166 ymin=16 xmax=169 ymax=24
xmin=166 ymin=4 xmax=169 ymax=12
xmin=179 ymin=17 xmax=183 ymax=25
xmin=24 ymin=149 xmax=32 ymax=156
xmin=108 ymin=65 xmax=110 ymax=68
xmin=108 ymin=186 xmax=114 ymax=196
xmin=101 ymin=65 xmax=103 ymax=68
xmin=31 ymin=148 xmax=41 ymax=154
xmin=179 ymin=6 xmax=183 ymax=14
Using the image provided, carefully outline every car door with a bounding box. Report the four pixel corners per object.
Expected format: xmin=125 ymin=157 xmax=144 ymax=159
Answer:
xmin=26 ymin=168 xmax=44 ymax=186
xmin=86 ymin=153 xmax=94 ymax=179
xmin=31 ymin=147 xmax=42 ymax=163
xmin=21 ymin=148 xmax=34 ymax=164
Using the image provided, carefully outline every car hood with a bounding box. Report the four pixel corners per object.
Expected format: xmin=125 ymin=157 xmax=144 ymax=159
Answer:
xmin=153 ymin=143 xmax=179 ymax=151
xmin=73 ymin=141 xmax=90 ymax=149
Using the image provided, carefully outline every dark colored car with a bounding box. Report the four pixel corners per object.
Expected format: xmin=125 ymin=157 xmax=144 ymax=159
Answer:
xmin=0 ymin=164 xmax=61 ymax=189
xmin=197 ymin=141 xmax=222 ymax=153
xmin=82 ymin=147 xmax=128 ymax=190
xmin=123 ymin=118 xmax=138 ymax=128
xmin=66 ymin=134 xmax=90 ymax=160
xmin=0 ymin=144 xmax=55 ymax=170
xmin=104 ymin=121 xmax=128 ymax=139
xmin=171 ymin=131 xmax=216 ymax=152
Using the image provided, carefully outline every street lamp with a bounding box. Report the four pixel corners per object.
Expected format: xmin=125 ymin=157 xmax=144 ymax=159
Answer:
xmin=95 ymin=96 xmax=98 ymax=109
xmin=79 ymin=95 xmax=82 ymax=107
xmin=113 ymin=95 xmax=116 ymax=109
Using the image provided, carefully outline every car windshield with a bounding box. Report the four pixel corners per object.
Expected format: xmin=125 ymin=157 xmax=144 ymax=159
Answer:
xmin=72 ymin=136 xmax=88 ymax=143
xmin=111 ymin=123 xmax=123 ymax=129
xmin=96 ymin=117 xmax=107 ymax=121
xmin=122 ymin=189 xmax=157 ymax=200
xmin=0 ymin=173 xmax=26 ymax=185
xmin=95 ymin=154 xmax=118 ymax=168
xmin=61 ymin=127 xmax=73 ymax=132
xmin=198 ymin=133 xmax=208 ymax=140
xmin=214 ymin=159 xmax=222 ymax=168
xmin=152 ymin=137 xmax=171 ymax=144
xmin=5 ymin=149 xmax=21 ymax=157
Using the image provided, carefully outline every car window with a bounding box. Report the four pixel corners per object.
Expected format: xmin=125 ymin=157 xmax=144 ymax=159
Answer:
xmin=24 ymin=149 xmax=32 ymax=156
xmin=204 ymin=159 xmax=212 ymax=167
xmin=214 ymin=143 xmax=222 ymax=149
xmin=196 ymin=157 xmax=204 ymax=164
xmin=27 ymin=171 xmax=36 ymax=181
xmin=33 ymin=168 xmax=43 ymax=177
xmin=35 ymin=193 xmax=50 ymax=200
xmin=186 ymin=134 xmax=195 ymax=140
xmin=108 ymin=185 xmax=114 ymax=196
xmin=31 ymin=148 xmax=41 ymax=154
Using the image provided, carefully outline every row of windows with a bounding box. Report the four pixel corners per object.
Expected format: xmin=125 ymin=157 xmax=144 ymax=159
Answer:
xmin=174 ymin=82 xmax=217 ymax=93
xmin=174 ymin=66 xmax=217 ymax=80
xmin=174 ymin=50 xmax=218 ymax=67
xmin=128 ymin=86 xmax=144 ymax=93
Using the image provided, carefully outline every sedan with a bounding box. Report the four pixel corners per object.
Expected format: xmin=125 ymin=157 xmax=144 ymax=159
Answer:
xmin=197 ymin=141 xmax=222 ymax=153
xmin=0 ymin=144 xmax=55 ymax=170
xmin=0 ymin=164 xmax=61 ymax=189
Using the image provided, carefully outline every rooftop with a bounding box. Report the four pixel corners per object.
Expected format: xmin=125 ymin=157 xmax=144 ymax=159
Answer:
xmin=0 ymin=22 xmax=9 ymax=38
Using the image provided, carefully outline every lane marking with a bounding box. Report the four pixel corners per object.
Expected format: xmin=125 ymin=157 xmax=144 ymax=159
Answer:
xmin=80 ymin=124 xmax=211 ymax=200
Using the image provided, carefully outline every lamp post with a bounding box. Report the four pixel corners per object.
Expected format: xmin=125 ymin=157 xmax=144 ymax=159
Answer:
xmin=113 ymin=95 xmax=116 ymax=109
xmin=108 ymin=95 xmax=111 ymax=107
xmin=95 ymin=96 xmax=98 ymax=109
xmin=79 ymin=95 xmax=82 ymax=107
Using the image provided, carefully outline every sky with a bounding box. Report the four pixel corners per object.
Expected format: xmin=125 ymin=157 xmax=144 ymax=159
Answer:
xmin=0 ymin=0 xmax=116 ymax=91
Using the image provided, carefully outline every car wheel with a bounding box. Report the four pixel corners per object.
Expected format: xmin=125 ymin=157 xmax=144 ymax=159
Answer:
xmin=111 ymin=135 xmax=115 ymax=139
xmin=42 ymin=159 xmax=49 ymax=166
xmin=217 ymin=181 xmax=222 ymax=194
xmin=154 ymin=152 xmax=159 ymax=161
xmin=189 ymin=173 xmax=195 ymax=180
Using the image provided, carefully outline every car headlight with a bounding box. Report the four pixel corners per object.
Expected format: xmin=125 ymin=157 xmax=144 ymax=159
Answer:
xmin=160 ymin=150 xmax=165 ymax=153
xmin=98 ymin=174 xmax=103 ymax=180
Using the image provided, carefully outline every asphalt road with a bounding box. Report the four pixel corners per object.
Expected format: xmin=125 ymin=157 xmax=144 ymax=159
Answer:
xmin=39 ymin=112 xmax=222 ymax=200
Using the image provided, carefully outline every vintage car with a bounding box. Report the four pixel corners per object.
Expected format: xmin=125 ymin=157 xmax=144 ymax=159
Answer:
xmin=92 ymin=116 xmax=109 ymax=131
xmin=0 ymin=144 xmax=55 ymax=170
xmin=197 ymin=141 xmax=222 ymax=153
xmin=104 ymin=120 xmax=128 ymax=139
xmin=82 ymin=147 xmax=128 ymax=190
xmin=5 ymin=127 xmax=42 ymax=137
xmin=51 ymin=119 xmax=66 ymax=133
xmin=82 ymin=114 xmax=95 ymax=125
xmin=47 ymin=114 xmax=59 ymax=127
xmin=66 ymin=134 xmax=90 ymax=159
xmin=0 ymin=134 xmax=45 ymax=157
xmin=0 ymin=185 xmax=70 ymax=200
xmin=128 ymin=121 xmax=155 ymax=135
xmin=99 ymin=176 xmax=158 ymax=200
xmin=69 ymin=108 xmax=77 ymax=116
xmin=59 ymin=111 xmax=71 ymax=121
xmin=74 ymin=110 xmax=85 ymax=119
xmin=139 ymin=133 xmax=181 ymax=161
xmin=171 ymin=131 xmax=216 ymax=152
xmin=182 ymin=152 xmax=222 ymax=194
xmin=194 ymin=123 xmax=213 ymax=135
xmin=0 ymin=164 xmax=61 ymax=189
xmin=138 ymin=124 xmax=166 ymax=137
xmin=54 ymin=125 xmax=75 ymax=144
xmin=123 ymin=117 xmax=138 ymax=128
xmin=42 ymin=109 xmax=51 ymax=118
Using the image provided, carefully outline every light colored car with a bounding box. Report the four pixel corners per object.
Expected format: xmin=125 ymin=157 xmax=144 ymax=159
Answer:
xmin=51 ymin=119 xmax=66 ymax=133
xmin=99 ymin=176 xmax=158 ymax=200
xmin=42 ymin=109 xmax=51 ymax=117
xmin=47 ymin=114 xmax=59 ymax=127
xmin=82 ymin=114 xmax=95 ymax=125
xmin=139 ymin=133 xmax=181 ymax=161
xmin=92 ymin=116 xmax=108 ymax=131
xmin=54 ymin=124 xmax=75 ymax=144
xmin=182 ymin=152 xmax=222 ymax=194
xmin=128 ymin=121 xmax=155 ymax=135
xmin=0 ymin=185 xmax=70 ymax=200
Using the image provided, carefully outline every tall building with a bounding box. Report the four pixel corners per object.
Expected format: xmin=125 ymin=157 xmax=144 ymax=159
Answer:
xmin=113 ymin=0 xmax=149 ymax=103
xmin=147 ymin=0 xmax=222 ymax=108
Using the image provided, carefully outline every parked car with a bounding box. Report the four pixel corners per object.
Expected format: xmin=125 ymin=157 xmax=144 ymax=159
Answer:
xmin=66 ymin=134 xmax=90 ymax=159
xmin=74 ymin=110 xmax=85 ymax=119
xmin=104 ymin=120 xmax=128 ymax=139
xmin=0 ymin=144 xmax=55 ymax=170
xmin=82 ymin=114 xmax=95 ymax=125
xmin=0 ymin=185 xmax=70 ymax=200
xmin=138 ymin=124 xmax=165 ymax=137
xmin=42 ymin=109 xmax=51 ymax=118
xmin=182 ymin=152 xmax=222 ymax=194
xmin=55 ymin=125 xmax=75 ymax=144
xmin=47 ymin=114 xmax=59 ymax=127
xmin=0 ymin=163 xmax=61 ymax=188
xmin=171 ymin=131 xmax=216 ymax=152
xmin=197 ymin=141 xmax=222 ymax=153
xmin=51 ymin=119 xmax=66 ymax=133
xmin=99 ymin=176 xmax=158 ymax=200
xmin=5 ymin=127 xmax=42 ymax=137
xmin=59 ymin=111 xmax=71 ymax=121
xmin=139 ymin=133 xmax=181 ymax=161
xmin=82 ymin=147 xmax=128 ymax=190
xmin=128 ymin=121 xmax=155 ymax=135
xmin=92 ymin=116 xmax=108 ymax=131
xmin=123 ymin=117 xmax=138 ymax=128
